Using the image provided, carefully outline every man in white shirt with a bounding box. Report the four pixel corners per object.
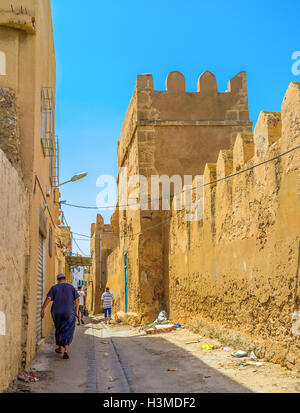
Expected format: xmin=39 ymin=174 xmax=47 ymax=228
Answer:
xmin=76 ymin=285 xmax=86 ymax=325
xmin=101 ymin=287 xmax=114 ymax=324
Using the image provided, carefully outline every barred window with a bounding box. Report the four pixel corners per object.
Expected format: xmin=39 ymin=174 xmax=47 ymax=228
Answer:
xmin=41 ymin=87 xmax=55 ymax=156
xmin=41 ymin=87 xmax=59 ymax=187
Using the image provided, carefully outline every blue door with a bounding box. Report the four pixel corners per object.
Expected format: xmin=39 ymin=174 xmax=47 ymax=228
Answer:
xmin=124 ymin=253 xmax=128 ymax=313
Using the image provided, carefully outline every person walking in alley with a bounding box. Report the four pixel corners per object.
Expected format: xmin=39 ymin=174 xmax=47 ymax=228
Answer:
xmin=101 ymin=287 xmax=114 ymax=324
xmin=76 ymin=285 xmax=86 ymax=325
xmin=41 ymin=273 xmax=80 ymax=359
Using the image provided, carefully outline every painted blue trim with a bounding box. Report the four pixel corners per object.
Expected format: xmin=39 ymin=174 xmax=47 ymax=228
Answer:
xmin=124 ymin=253 xmax=128 ymax=313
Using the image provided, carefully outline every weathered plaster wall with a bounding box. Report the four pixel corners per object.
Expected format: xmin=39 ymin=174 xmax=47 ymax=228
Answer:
xmin=107 ymin=81 xmax=300 ymax=368
xmin=0 ymin=149 xmax=29 ymax=392
xmin=0 ymin=87 xmax=20 ymax=171
xmin=90 ymin=215 xmax=103 ymax=314
xmin=106 ymin=246 xmax=123 ymax=311
xmin=108 ymin=71 xmax=253 ymax=322
xmin=55 ymin=225 xmax=72 ymax=277
xmin=167 ymin=83 xmax=300 ymax=368
xmin=0 ymin=0 xmax=57 ymax=375
xmin=89 ymin=215 xmax=119 ymax=314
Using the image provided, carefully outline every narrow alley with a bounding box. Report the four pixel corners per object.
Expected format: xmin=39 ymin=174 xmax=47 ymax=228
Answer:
xmin=1 ymin=0 xmax=300 ymax=399
xmin=8 ymin=317 xmax=299 ymax=394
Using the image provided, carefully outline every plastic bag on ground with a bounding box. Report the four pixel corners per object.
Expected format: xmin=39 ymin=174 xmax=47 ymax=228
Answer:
xmin=231 ymin=350 xmax=248 ymax=358
xmin=154 ymin=310 xmax=168 ymax=323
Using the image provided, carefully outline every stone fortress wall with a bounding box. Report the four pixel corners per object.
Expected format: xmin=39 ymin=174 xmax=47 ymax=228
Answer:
xmin=107 ymin=70 xmax=254 ymax=322
xmin=106 ymin=76 xmax=300 ymax=368
xmin=166 ymin=82 xmax=300 ymax=369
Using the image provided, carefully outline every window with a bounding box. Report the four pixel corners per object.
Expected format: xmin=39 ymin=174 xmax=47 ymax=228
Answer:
xmin=41 ymin=88 xmax=59 ymax=186
xmin=0 ymin=51 xmax=6 ymax=76
xmin=41 ymin=87 xmax=55 ymax=156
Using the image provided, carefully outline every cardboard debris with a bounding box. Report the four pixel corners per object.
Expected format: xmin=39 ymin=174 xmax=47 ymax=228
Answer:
xmin=146 ymin=324 xmax=176 ymax=334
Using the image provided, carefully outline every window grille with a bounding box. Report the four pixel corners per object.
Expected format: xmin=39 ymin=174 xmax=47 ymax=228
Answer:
xmin=41 ymin=87 xmax=55 ymax=155
xmin=41 ymin=87 xmax=59 ymax=187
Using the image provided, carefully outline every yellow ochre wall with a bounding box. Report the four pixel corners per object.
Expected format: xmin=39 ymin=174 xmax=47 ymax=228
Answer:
xmin=107 ymin=80 xmax=300 ymax=368
xmin=107 ymin=70 xmax=253 ymax=321
xmin=166 ymin=83 xmax=300 ymax=369
xmin=0 ymin=149 xmax=29 ymax=392
xmin=0 ymin=0 xmax=58 ymax=389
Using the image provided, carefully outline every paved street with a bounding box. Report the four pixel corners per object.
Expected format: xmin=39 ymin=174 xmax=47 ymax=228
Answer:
xmin=9 ymin=317 xmax=300 ymax=394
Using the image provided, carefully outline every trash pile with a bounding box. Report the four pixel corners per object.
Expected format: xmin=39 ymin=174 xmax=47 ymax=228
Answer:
xmin=155 ymin=310 xmax=168 ymax=323
xmin=142 ymin=311 xmax=182 ymax=335
xmin=186 ymin=338 xmax=265 ymax=369
xmin=146 ymin=324 xmax=176 ymax=335
xmin=18 ymin=373 xmax=39 ymax=383
xmin=225 ymin=349 xmax=264 ymax=368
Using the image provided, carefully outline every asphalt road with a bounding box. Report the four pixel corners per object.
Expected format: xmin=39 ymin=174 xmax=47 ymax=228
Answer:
xmin=10 ymin=317 xmax=299 ymax=393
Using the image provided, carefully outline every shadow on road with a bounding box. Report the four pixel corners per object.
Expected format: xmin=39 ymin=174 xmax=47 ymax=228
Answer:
xmin=8 ymin=319 xmax=253 ymax=393
xmin=88 ymin=321 xmax=253 ymax=393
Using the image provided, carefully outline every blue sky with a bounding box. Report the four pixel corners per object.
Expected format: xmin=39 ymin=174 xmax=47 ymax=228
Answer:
xmin=51 ymin=0 xmax=300 ymax=255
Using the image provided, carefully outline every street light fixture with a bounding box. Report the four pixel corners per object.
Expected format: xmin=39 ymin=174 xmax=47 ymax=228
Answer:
xmin=56 ymin=172 xmax=88 ymax=187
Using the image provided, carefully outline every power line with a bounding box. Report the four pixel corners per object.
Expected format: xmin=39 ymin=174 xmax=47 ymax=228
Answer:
xmin=72 ymin=237 xmax=89 ymax=257
xmin=61 ymin=144 xmax=300 ymax=210
xmin=60 ymin=143 xmax=300 ymax=240
xmin=66 ymin=209 xmax=181 ymax=241
xmin=62 ymin=214 xmax=90 ymax=257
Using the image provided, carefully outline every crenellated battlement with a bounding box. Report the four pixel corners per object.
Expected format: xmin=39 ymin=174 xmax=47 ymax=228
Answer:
xmin=201 ymin=82 xmax=300 ymax=233
xmin=135 ymin=70 xmax=249 ymax=123
xmin=108 ymin=81 xmax=300 ymax=366
xmin=164 ymin=83 xmax=300 ymax=366
xmin=118 ymin=70 xmax=252 ymax=170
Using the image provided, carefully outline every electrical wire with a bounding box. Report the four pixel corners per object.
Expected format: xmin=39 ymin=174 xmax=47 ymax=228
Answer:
xmin=60 ymin=143 xmax=300 ymax=241
xmin=62 ymin=214 xmax=90 ymax=257
xmin=61 ymin=144 xmax=300 ymax=210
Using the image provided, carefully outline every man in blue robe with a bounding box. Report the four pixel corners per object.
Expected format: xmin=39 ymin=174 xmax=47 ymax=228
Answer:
xmin=41 ymin=273 xmax=80 ymax=359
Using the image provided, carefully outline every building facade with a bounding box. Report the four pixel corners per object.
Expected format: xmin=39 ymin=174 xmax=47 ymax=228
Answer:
xmin=0 ymin=0 xmax=58 ymax=390
xmin=88 ymin=214 xmax=118 ymax=314
xmin=106 ymin=70 xmax=252 ymax=321
xmin=106 ymin=74 xmax=300 ymax=369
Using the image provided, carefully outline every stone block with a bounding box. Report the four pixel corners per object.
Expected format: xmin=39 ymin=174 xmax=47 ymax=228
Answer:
xmin=225 ymin=110 xmax=238 ymax=120
xmin=254 ymin=111 xmax=281 ymax=159
xmin=227 ymin=71 xmax=246 ymax=94
xmin=197 ymin=71 xmax=218 ymax=94
xmin=233 ymin=132 xmax=254 ymax=172
xmin=281 ymin=82 xmax=300 ymax=150
xmin=136 ymin=73 xmax=153 ymax=91
xmin=0 ymin=87 xmax=20 ymax=171
xmin=166 ymin=71 xmax=186 ymax=93
xmin=216 ymin=149 xmax=233 ymax=179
